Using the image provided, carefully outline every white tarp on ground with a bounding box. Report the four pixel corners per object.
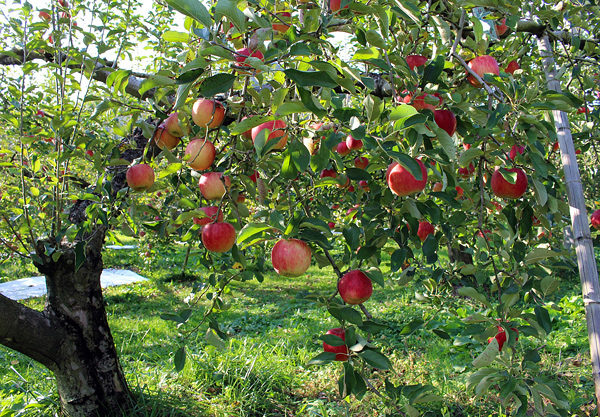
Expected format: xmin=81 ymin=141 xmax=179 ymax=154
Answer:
xmin=0 ymin=269 xmax=148 ymax=301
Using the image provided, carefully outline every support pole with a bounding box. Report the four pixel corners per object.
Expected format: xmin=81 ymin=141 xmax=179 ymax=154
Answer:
xmin=537 ymin=34 xmax=600 ymax=415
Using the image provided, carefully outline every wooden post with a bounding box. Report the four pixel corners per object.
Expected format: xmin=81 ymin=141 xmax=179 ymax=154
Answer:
xmin=537 ymin=34 xmax=600 ymax=415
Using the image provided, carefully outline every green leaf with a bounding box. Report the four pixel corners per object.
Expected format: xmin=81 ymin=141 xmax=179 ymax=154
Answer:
xmin=236 ymin=223 xmax=274 ymax=245
xmin=165 ymin=0 xmax=212 ymax=28
xmin=364 ymin=268 xmax=384 ymax=288
xmin=275 ymin=101 xmax=307 ymax=116
xmin=534 ymin=305 xmax=552 ymax=333
xmin=162 ymin=30 xmax=190 ymax=42
xmin=532 ymin=178 xmax=548 ymax=206
xmin=307 ymin=351 xmax=337 ymax=365
xmin=214 ymin=0 xmax=246 ymax=33
xmin=431 ymin=125 xmax=456 ymax=162
xmin=197 ymin=73 xmax=236 ymax=97
xmin=472 ymin=338 xmax=498 ymax=368
xmin=358 ymin=349 xmax=392 ymax=370
xmin=288 ymin=138 xmax=310 ymax=172
xmin=284 ymin=69 xmax=338 ymax=88
xmin=458 ymin=286 xmax=491 ymax=308
xmin=400 ymin=318 xmax=424 ymax=335
xmin=205 ymin=329 xmax=227 ymax=350
xmin=230 ymin=115 xmax=273 ymax=135
xmin=422 ymin=55 xmax=445 ymax=84
xmin=139 ymin=75 xmax=175 ymax=97
xmin=321 ymin=334 xmax=346 ymax=346
xmin=174 ymin=345 xmax=186 ymax=371
xmin=524 ymin=248 xmax=559 ymax=264
xmin=459 ymin=147 xmax=483 ymax=166
xmin=365 ymin=29 xmax=386 ymax=49
xmin=74 ymin=241 xmax=86 ymax=272
xmin=297 ymin=87 xmax=327 ymax=117
xmin=174 ymin=82 xmax=193 ymax=110
xmin=345 ymin=167 xmax=371 ymax=181
xmin=328 ymin=306 xmax=363 ymax=326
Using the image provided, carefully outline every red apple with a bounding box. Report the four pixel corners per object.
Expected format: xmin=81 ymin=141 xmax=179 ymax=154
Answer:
xmin=348 ymin=184 xmax=355 ymax=192
xmin=505 ymin=60 xmax=520 ymax=74
xmin=201 ymin=222 xmax=236 ymax=253
xmin=577 ymin=107 xmax=590 ymax=114
xmin=495 ymin=18 xmax=508 ymax=36
xmin=126 ymin=164 xmax=155 ymax=191
xmin=591 ymin=209 xmax=600 ymax=230
xmin=407 ymin=93 xmax=442 ymax=111
xmin=354 ymin=156 xmax=369 ymax=169
xmin=328 ymin=222 xmax=335 ymax=229
xmin=358 ymin=180 xmax=369 ymax=191
xmin=86 ymin=150 xmax=94 ymax=157
xmin=463 ymin=143 xmax=471 ymax=150
xmin=323 ymin=327 xmax=349 ymax=361
xmin=153 ymin=125 xmax=181 ymax=150
xmin=164 ymin=112 xmax=187 ymax=137
xmin=417 ymin=221 xmax=434 ymax=242
xmin=272 ymin=12 xmax=291 ymax=33
xmin=271 ymin=238 xmax=312 ymax=277
xmin=434 ymin=109 xmax=457 ymax=136
xmin=345 ymin=135 xmax=363 ymax=150
xmin=320 ymin=168 xmax=337 ymax=179
xmin=330 ymin=0 xmax=348 ymax=12
xmin=198 ymin=172 xmax=227 ymax=200
xmin=191 ymin=99 xmax=225 ymax=129
xmin=467 ymin=55 xmax=500 ymax=87
xmin=235 ymin=48 xmax=264 ymax=73
xmin=336 ymin=141 xmax=350 ymax=156
xmin=455 ymin=186 xmax=464 ymax=199
xmin=490 ymin=167 xmax=528 ymax=199
xmin=406 ymin=55 xmax=427 ymax=71
xmin=458 ymin=162 xmax=475 ymax=178
xmin=251 ymin=120 xmax=288 ymax=150
xmin=509 ymin=144 xmax=525 ymax=161
xmin=488 ymin=326 xmax=519 ymax=351
xmin=552 ymin=141 xmax=560 ymax=152
xmin=193 ymin=206 xmax=223 ymax=226
xmin=386 ymin=159 xmax=428 ymax=197
xmin=250 ymin=170 xmax=259 ymax=183
xmin=39 ymin=11 xmax=51 ymax=20
xmin=185 ymin=138 xmax=216 ymax=171
xmin=338 ymin=270 xmax=373 ymax=305
xmin=432 ymin=182 xmax=443 ymax=192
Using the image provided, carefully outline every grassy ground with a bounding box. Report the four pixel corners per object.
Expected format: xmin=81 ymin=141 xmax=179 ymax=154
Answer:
xmin=0 ymin=241 xmax=597 ymax=416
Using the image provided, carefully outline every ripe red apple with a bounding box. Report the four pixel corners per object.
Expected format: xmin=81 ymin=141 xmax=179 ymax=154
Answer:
xmin=358 ymin=180 xmax=369 ymax=191
xmin=320 ymin=168 xmax=337 ymax=179
xmin=495 ymin=18 xmax=508 ymax=36
xmin=191 ymin=99 xmax=225 ymax=129
xmin=434 ymin=109 xmax=457 ymax=136
xmin=386 ymin=159 xmax=427 ymax=197
xmin=455 ymin=186 xmax=464 ymax=199
xmin=86 ymin=150 xmax=94 ymax=157
xmin=458 ymin=162 xmax=475 ymax=178
xmin=153 ymin=125 xmax=180 ymax=150
xmin=577 ymin=107 xmax=590 ymax=114
xmin=271 ymin=238 xmax=312 ymax=277
xmin=591 ymin=209 xmax=600 ymax=230
xmin=330 ymin=0 xmax=348 ymax=12
xmin=488 ymin=326 xmax=519 ymax=351
xmin=126 ymin=164 xmax=155 ymax=191
xmin=336 ymin=141 xmax=350 ymax=156
xmin=193 ymin=206 xmax=223 ymax=226
xmin=406 ymin=55 xmax=427 ymax=71
xmin=199 ymin=172 xmax=227 ymax=200
xmin=251 ymin=120 xmax=288 ymax=150
xmin=249 ymin=170 xmax=259 ymax=183
xmin=345 ymin=135 xmax=363 ymax=150
xmin=417 ymin=221 xmax=434 ymax=242
xmin=164 ymin=112 xmax=187 ymax=137
xmin=328 ymin=222 xmax=335 ymax=229
xmin=272 ymin=12 xmax=291 ymax=33
xmin=490 ymin=167 xmax=528 ymax=199
xmin=235 ymin=48 xmax=264 ymax=73
xmin=406 ymin=93 xmax=442 ymax=111
xmin=552 ymin=141 xmax=560 ymax=152
xmin=338 ymin=270 xmax=373 ymax=305
xmin=354 ymin=156 xmax=369 ymax=169
xmin=467 ymin=55 xmax=500 ymax=87
xmin=505 ymin=60 xmax=520 ymax=74
xmin=201 ymin=222 xmax=236 ymax=253
xmin=347 ymin=184 xmax=355 ymax=192
xmin=323 ymin=327 xmax=349 ymax=361
xmin=185 ymin=138 xmax=216 ymax=171
xmin=39 ymin=11 xmax=51 ymax=20
xmin=509 ymin=144 xmax=525 ymax=161
xmin=432 ymin=182 xmax=443 ymax=192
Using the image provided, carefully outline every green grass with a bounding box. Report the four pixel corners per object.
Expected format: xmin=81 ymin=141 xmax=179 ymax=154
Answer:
xmin=0 ymin=241 xmax=596 ymax=416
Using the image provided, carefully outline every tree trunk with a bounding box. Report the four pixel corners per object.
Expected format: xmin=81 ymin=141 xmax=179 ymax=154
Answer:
xmin=1 ymin=226 xmax=133 ymax=417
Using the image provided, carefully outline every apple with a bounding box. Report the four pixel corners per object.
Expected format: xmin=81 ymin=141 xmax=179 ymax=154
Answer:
xmin=201 ymin=222 xmax=236 ymax=253
xmin=495 ymin=18 xmax=508 ymax=36
xmin=458 ymin=162 xmax=475 ymax=178
xmin=354 ymin=156 xmax=369 ymax=169
xmin=193 ymin=206 xmax=223 ymax=226
xmin=198 ymin=172 xmax=227 ymax=200
xmin=86 ymin=150 xmax=94 ymax=157
xmin=185 ymin=138 xmax=216 ymax=171
xmin=358 ymin=180 xmax=369 ymax=191
xmin=345 ymin=135 xmax=363 ymax=150
xmin=338 ymin=270 xmax=373 ymax=305
xmin=323 ymin=327 xmax=349 ymax=361
xmin=432 ymin=182 xmax=443 ymax=192
xmin=192 ymin=99 xmax=225 ymax=129
xmin=488 ymin=326 xmax=519 ymax=351
xmin=434 ymin=109 xmax=457 ymax=136
xmin=328 ymin=222 xmax=335 ymax=229
xmin=591 ymin=209 xmax=600 ymax=230
xmin=272 ymin=12 xmax=291 ymax=33
xmin=552 ymin=141 xmax=560 ymax=152
xmin=249 ymin=170 xmax=259 ymax=183
xmin=490 ymin=167 xmax=528 ymax=199
xmin=509 ymin=144 xmax=525 ymax=161
xmin=405 ymin=93 xmax=442 ymax=111
xmin=236 ymin=194 xmax=245 ymax=203
xmin=153 ymin=125 xmax=180 ymax=150
xmin=577 ymin=107 xmax=590 ymax=114
xmin=271 ymin=238 xmax=312 ymax=277
xmin=506 ymin=60 xmax=520 ymax=74
xmin=235 ymin=48 xmax=264 ymax=73
xmin=330 ymin=0 xmax=348 ymax=12
xmin=251 ymin=120 xmax=288 ymax=150
xmin=347 ymin=184 xmax=355 ymax=192
xmin=126 ymin=164 xmax=155 ymax=191
xmin=455 ymin=186 xmax=464 ymax=199
xmin=386 ymin=159 xmax=428 ymax=197
xmin=164 ymin=112 xmax=187 ymax=137
xmin=336 ymin=141 xmax=350 ymax=156
xmin=320 ymin=168 xmax=337 ymax=179
xmin=331 ymin=204 xmax=340 ymax=210
xmin=139 ymin=231 xmax=146 ymax=238
xmin=463 ymin=143 xmax=471 ymax=150
xmin=336 ymin=174 xmax=350 ymax=189
xmin=39 ymin=11 xmax=51 ymax=20
xmin=406 ymin=55 xmax=427 ymax=71
xmin=417 ymin=221 xmax=434 ymax=242
xmin=467 ymin=55 xmax=500 ymax=87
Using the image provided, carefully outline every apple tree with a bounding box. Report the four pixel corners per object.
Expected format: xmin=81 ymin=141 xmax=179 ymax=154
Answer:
xmin=0 ymin=0 xmax=600 ymax=415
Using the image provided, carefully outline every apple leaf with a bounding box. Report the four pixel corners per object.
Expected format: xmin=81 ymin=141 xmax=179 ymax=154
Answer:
xmin=297 ymin=87 xmax=327 ymax=118
xmin=162 ymin=30 xmax=190 ymax=43
xmin=165 ymin=0 xmax=212 ymax=29
xmin=472 ymin=339 xmax=499 ymax=368
xmin=197 ymin=73 xmax=236 ymax=97
xmin=281 ymin=153 xmax=298 ymax=179
xmin=422 ymin=55 xmax=445 ymax=85
xmin=320 ymin=334 xmax=346 ymax=346
xmin=139 ymin=75 xmax=175 ymax=97
xmin=236 ymin=223 xmax=274 ymax=245
xmin=214 ymin=0 xmax=246 ymax=33
xmin=173 ymin=345 xmax=186 ymax=372
xmin=430 ymin=124 xmax=456 ymax=162
xmin=328 ymin=306 xmax=363 ymax=326
xmin=380 ymin=146 xmax=424 ymax=181
xmin=205 ymin=329 xmax=227 ymax=350
xmin=230 ymin=115 xmax=273 ymax=135
xmin=532 ymin=178 xmax=548 ymax=206
xmin=307 ymin=352 xmax=336 ymax=366
xmin=174 ymin=83 xmax=192 ymax=110
xmin=346 ymin=168 xmax=371 ymax=181
xmin=389 ymin=103 xmax=418 ymax=120
xmin=457 ymin=286 xmax=491 ymax=308
xmin=358 ymin=349 xmax=392 ymax=370
xmin=364 ymin=267 xmax=384 ymax=288
xmin=275 ymin=101 xmax=307 ymax=117
xmin=288 ymin=138 xmax=310 ymax=172
xmin=284 ymin=69 xmax=338 ymax=89
xmin=458 ymin=147 xmax=483 ymax=167
xmin=524 ymin=248 xmax=559 ymax=265
xmin=400 ymin=318 xmax=424 ymax=335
